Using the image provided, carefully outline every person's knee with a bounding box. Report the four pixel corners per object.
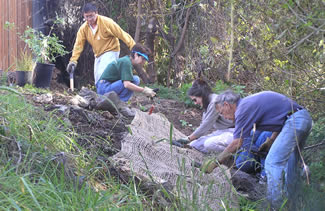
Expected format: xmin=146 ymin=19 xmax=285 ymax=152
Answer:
xmin=204 ymin=141 xmax=224 ymax=153
xmin=96 ymin=83 xmax=104 ymax=95
xmin=133 ymin=76 xmax=140 ymax=85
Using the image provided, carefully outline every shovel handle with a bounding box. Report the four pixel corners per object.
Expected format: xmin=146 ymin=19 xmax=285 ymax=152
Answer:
xmin=70 ymin=78 xmax=74 ymax=91
xmin=69 ymin=72 xmax=74 ymax=91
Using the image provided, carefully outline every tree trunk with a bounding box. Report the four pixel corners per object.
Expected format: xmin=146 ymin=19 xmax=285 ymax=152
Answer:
xmin=166 ymin=0 xmax=176 ymax=87
xmin=172 ymin=5 xmax=192 ymax=87
xmin=134 ymin=0 xmax=142 ymax=42
xmin=145 ymin=17 xmax=157 ymax=83
xmin=133 ymin=0 xmax=150 ymax=84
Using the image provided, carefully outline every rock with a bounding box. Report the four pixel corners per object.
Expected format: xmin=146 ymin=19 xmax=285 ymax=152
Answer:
xmin=79 ymin=87 xmax=98 ymax=109
xmin=70 ymin=95 xmax=89 ymax=108
xmin=230 ymin=168 xmax=266 ymax=201
xmin=33 ymin=93 xmax=53 ymax=103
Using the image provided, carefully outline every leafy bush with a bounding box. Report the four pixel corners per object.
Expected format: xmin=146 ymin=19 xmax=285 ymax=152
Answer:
xmin=148 ymin=84 xmax=182 ymax=101
xmin=6 ymin=15 xmax=68 ymax=64
xmin=21 ymin=20 xmax=68 ymax=63
xmin=179 ymin=83 xmax=195 ymax=107
xmin=304 ymin=117 xmax=325 ymax=185
xmin=213 ymin=80 xmax=246 ymax=97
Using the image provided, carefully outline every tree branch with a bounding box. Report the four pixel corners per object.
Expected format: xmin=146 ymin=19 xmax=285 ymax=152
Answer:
xmin=171 ymin=4 xmax=192 ymax=57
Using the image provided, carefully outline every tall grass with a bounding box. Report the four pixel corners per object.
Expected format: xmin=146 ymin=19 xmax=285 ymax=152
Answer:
xmin=0 ymin=89 xmax=149 ymax=210
xmin=0 ymin=161 xmax=149 ymax=210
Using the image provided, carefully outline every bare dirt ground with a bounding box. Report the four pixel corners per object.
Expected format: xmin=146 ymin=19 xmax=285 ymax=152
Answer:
xmin=24 ymin=78 xmax=202 ymax=158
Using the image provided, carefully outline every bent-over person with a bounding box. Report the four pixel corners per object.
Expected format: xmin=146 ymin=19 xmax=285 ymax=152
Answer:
xmin=204 ymin=90 xmax=312 ymax=210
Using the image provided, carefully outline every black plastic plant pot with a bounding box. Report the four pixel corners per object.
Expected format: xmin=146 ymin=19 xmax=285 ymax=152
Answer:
xmin=33 ymin=63 xmax=55 ymax=88
xmin=16 ymin=71 xmax=32 ymax=87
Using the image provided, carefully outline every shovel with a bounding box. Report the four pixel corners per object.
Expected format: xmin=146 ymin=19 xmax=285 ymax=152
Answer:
xmin=69 ymin=65 xmax=75 ymax=92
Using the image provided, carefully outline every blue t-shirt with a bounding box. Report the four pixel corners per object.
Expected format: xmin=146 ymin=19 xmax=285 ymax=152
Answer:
xmin=233 ymin=91 xmax=303 ymax=139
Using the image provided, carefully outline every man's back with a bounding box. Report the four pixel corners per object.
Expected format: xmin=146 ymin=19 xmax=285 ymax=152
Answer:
xmin=234 ymin=91 xmax=302 ymax=138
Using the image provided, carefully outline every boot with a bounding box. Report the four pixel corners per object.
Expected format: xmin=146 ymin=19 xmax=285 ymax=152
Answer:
xmin=96 ymin=91 xmax=135 ymax=117
xmin=96 ymin=91 xmax=119 ymax=113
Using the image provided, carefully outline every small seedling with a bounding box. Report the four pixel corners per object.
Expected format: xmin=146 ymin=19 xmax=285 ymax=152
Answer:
xmin=179 ymin=120 xmax=192 ymax=127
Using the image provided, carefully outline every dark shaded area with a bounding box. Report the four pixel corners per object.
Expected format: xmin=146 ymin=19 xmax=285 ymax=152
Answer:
xmin=38 ymin=0 xmax=136 ymax=89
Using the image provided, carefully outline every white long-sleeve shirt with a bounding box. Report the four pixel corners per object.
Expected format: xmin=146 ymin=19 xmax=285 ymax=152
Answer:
xmin=192 ymin=94 xmax=235 ymax=138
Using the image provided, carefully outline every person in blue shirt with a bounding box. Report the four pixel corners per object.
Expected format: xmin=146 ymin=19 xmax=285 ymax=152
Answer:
xmin=203 ymin=90 xmax=312 ymax=210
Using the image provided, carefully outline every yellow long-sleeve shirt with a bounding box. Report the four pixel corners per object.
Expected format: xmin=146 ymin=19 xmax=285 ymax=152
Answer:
xmin=70 ymin=15 xmax=135 ymax=63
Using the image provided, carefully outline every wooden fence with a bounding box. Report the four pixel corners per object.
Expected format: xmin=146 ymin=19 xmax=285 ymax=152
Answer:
xmin=0 ymin=0 xmax=33 ymax=71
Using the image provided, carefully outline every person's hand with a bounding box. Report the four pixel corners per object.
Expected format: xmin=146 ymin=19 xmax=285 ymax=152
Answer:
xmin=171 ymin=140 xmax=185 ymax=148
xmin=176 ymin=137 xmax=190 ymax=144
xmin=142 ymin=87 xmax=156 ymax=98
xmin=66 ymin=62 xmax=76 ymax=74
xmin=201 ymin=159 xmax=218 ymax=174
xmin=258 ymin=137 xmax=273 ymax=152
xmin=217 ymin=150 xmax=233 ymax=164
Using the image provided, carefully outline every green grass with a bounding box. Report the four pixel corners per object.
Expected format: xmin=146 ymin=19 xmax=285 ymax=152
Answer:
xmin=0 ymin=162 xmax=148 ymax=210
xmin=0 ymin=87 xmax=149 ymax=210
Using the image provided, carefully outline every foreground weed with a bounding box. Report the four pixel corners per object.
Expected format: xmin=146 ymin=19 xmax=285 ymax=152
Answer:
xmin=0 ymin=90 xmax=152 ymax=210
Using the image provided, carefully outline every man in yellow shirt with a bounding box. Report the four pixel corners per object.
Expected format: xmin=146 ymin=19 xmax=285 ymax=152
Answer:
xmin=66 ymin=2 xmax=136 ymax=85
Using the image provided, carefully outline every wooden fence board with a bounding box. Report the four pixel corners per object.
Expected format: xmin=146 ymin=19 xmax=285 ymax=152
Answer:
xmin=9 ymin=0 xmax=17 ymax=70
xmin=0 ymin=0 xmax=3 ymax=70
xmin=0 ymin=0 xmax=32 ymax=71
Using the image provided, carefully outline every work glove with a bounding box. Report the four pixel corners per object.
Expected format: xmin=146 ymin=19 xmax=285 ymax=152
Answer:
xmin=201 ymin=159 xmax=218 ymax=174
xmin=202 ymin=150 xmax=233 ymax=173
xmin=66 ymin=62 xmax=76 ymax=74
xmin=258 ymin=137 xmax=273 ymax=152
xmin=171 ymin=140 xmax=185 ymax=148
xmin=176 ymin=137 xmax=190 ymax=144
xmin=217 ymin=150 xmax=233 ymax=165
xmin=142 ymin=87 xmax=156 ymax=98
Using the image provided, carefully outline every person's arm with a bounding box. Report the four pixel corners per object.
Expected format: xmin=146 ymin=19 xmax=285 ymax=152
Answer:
xmin=70 ymin=26 xmax=87 ymax=63
xmin=123 ymin=81 xmax=156 ymax=97
xmin=259 ymin=132 xmax=279 ymax=152
xmin=270 ymin=132 xmax=279 ymax=141
xmin=218 ymin=138 xmax=243 ymax=164
xmin=202 ymin=137 xmax=243 ymax=173
xmin=190 ymin=102 xmax=219 ymax=139
xmin=107 ymin=19 xmax=136 ymax=50
xmin=188 ymin=134 xmax=197 ymax=142
xmin=123 ymin=80 xmax=144 ymax=92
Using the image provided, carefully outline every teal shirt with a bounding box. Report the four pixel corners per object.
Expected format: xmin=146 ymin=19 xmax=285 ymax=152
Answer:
xmin=100 ymin=56 xmax=134 ymax=82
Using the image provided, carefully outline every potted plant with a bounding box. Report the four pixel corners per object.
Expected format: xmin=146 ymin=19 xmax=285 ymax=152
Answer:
xmin=15 ymin=50 xmax=35 ymax=86
xmin=18 ymin=15 xmax=68 ymax=88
